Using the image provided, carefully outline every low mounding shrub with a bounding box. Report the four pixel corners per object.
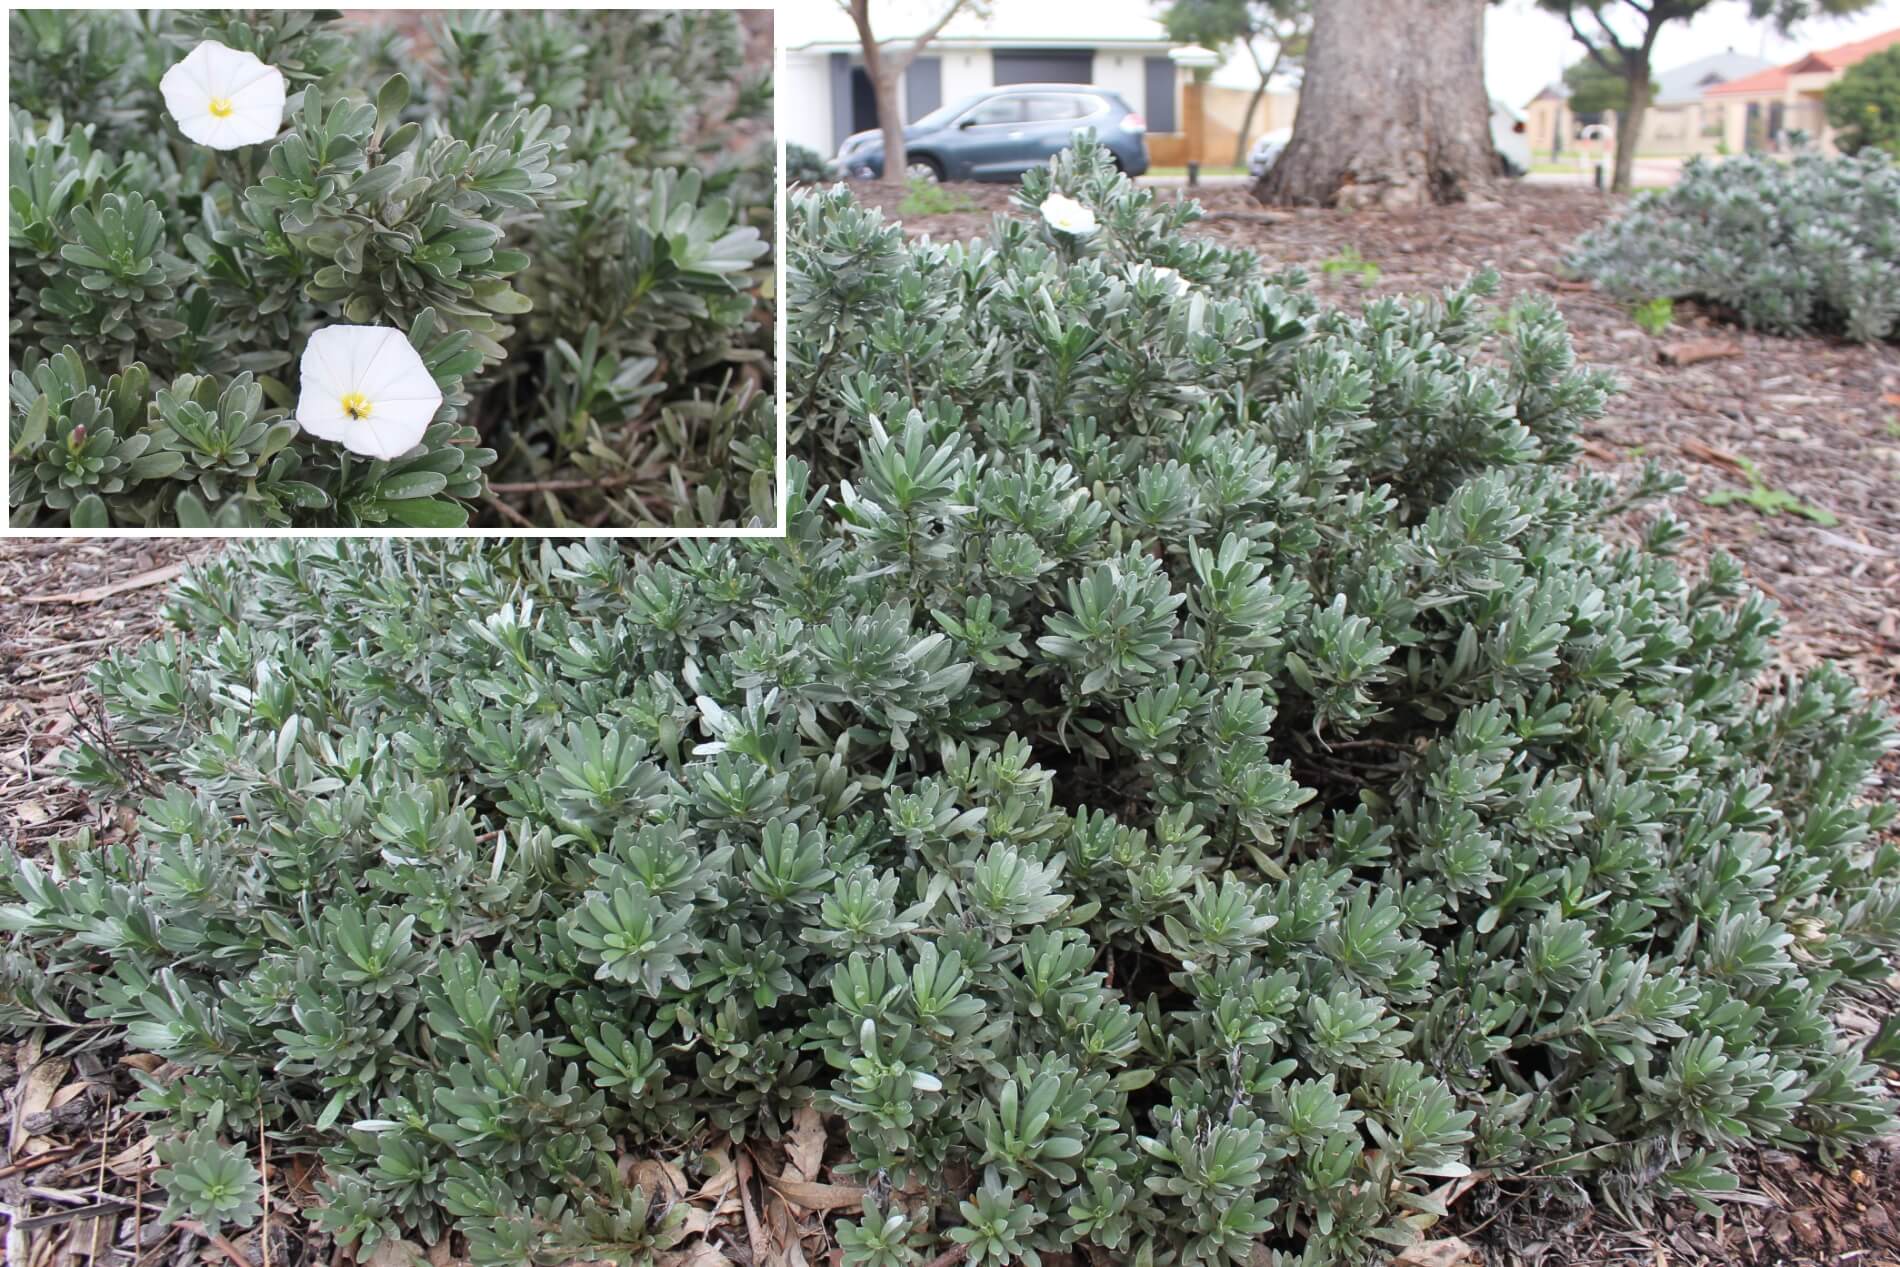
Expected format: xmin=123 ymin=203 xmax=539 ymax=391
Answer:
xmin=6 ymin=139 xmax=1898 ymax=1266
xmin=1569 ymin=153 xmax=1900 ymax=342
xmin=7 ymin=9 xmax=774 ymax=529
xmin=788 ymin=141 xmax=829 ymax=184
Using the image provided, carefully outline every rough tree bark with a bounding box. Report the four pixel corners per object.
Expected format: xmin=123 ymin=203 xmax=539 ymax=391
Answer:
xmin=1610 ymin=69 xmax=1651 ymax=194
xmin=856 ymin=25 xmax=909 ymax=188
xmin=1255 ymin=0 xmax=1498 ymax=209
xmin=1611 ymin=38 xmax=1656 ymax=193
xmin=845 ymin=0 xmax=977 ymax=189
xmin=1547 ymin=1 xmax=1666 ymax=196
xmin=1232 ymin=41 xmax=1284 ymax=168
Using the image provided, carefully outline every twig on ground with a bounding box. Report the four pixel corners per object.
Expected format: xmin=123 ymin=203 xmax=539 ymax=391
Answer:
xmin=1203 ymin=209 xmax=1289 ymax=225
xmin=260 ymin=1113 xmax=271 ymax=1267
xmin=0 ymin=1146 xmax=81 ymax=1178
xmin=482 ymin=495 xmax=537 ymax=529
xmin=23 ymin=563 xmax=185 ymax=605
xmin=488 ymin=474 xmax=643 ymax=494
xmin=175 ymin=1219 xmax=258 ymax=1267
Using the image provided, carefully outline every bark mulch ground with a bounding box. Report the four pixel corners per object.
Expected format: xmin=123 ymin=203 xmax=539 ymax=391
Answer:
xmin=1 ymin=540 xmax=222 ymax=858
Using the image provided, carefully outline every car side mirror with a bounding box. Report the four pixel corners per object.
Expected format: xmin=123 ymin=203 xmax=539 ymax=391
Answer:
xmin=958 ymin=118 xmax=978 ymax=129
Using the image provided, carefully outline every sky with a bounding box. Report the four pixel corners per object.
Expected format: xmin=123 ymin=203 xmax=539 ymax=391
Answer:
xmin=781 ymin=0 xmax=1900 ymax=107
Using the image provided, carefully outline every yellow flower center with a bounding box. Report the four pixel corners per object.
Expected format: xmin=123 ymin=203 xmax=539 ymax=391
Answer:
xmin=341 ymin=392 xmax=373 ymax=421
xmin=209 ymin=96 xmax=235 ymax=119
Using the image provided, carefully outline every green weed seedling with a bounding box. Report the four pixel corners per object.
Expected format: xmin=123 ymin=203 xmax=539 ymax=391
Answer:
xmin=1319 ymin=245 xmax=1381 ymax=285
xmin=1701 ymin=454 xmax=1839 ymax=525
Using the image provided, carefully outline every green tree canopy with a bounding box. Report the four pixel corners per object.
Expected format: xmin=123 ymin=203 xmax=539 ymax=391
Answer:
xmin=1826 ymin=43 xmax=1900 ymax=156
xmin=1562 ymin=55 xmax=1643 ymax=115
xmin=1162 ymin=0 xmax=1308 ymax=58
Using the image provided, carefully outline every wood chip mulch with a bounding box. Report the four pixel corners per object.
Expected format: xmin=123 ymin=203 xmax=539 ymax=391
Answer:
xmin=0 ymin=540 xmax=222 ymax=859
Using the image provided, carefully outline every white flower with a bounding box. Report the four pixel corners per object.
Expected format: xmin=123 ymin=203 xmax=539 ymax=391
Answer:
xmin=159 ymin=40 xmax=286 ymax=150
xmin=1040 ymin=192 xmax=1098 ymax=237
xmin=295 ymin=325 xmax=443 ymax=461
xmin=1149 ymin=265 xmax=1190 ymax=295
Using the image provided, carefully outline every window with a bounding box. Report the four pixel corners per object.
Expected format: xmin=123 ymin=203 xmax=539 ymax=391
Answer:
xmin=1025 ymin=95 xmax=1097 ymax=122
xmin=963 ymin=96 xmax=1027 ymax=126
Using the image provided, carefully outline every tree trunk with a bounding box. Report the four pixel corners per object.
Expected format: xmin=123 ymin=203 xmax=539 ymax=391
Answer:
xmin=848 ymin=0 xmax=910 ymax=191
xmin=1231 ymin=42 xmax=1281 ymax=169
xmin=871 ymin=61 xmax=908 ymax=188
xmin=1610 ymin=71 xmax=1650 ymax=194
xmin=848 ymin=0 xmax=975 ymax=190
xmin=1255 ymin=0 xmax=1496 ymax=209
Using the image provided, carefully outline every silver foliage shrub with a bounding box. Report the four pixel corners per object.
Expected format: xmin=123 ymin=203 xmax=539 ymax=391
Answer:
xmin=3 ymin=140 xmax=1897 ymax=1266
xmin=1570 ymin=152 xmax=1900 ymax=342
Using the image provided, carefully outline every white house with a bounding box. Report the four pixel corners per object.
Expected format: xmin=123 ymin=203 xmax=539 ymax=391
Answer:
xmin=781 ymin=0 xmax=1189 ymax=158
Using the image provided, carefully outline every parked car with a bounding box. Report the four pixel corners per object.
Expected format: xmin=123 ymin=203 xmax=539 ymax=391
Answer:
xmin=1492 ymin=98 xmax=1531 ymax=175
xmin=1245 ymin=127 xmax=1293 ymax=180
xmin=832 ymin=83 xmax=1149 ymax=182
xmin=1247 ymin=100 xmax=1533 ymax=181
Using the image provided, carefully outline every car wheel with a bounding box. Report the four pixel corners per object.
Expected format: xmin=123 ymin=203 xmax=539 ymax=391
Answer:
xmin=907 ymin=157 xmax=943 ymax=183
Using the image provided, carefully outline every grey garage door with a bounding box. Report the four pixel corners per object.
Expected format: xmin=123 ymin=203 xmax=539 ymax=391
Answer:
xmin=992 ymin=49 xmax=1094 ymax=85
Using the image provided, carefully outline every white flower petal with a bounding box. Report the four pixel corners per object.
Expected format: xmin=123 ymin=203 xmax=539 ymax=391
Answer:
xmin=297 ymin=394 xmax=350 ymax=433
xmin=361 ymin=336 xmax=441 ymax=405
xmin=299 ymin=326 xmax=354 ymax=398
xmin=161 ymin=41 xmax=285 ymax=151
xmin=295 ymin=325 xmax=442 ymax=461
xmin=158 ymin=57 xmax=207 ymax=124
xmin=294 ymin=399 xmax=363 ymax=454
xmin=228 ymin=74 xmax=284 ymax=113
xmin=172 ymin=110 xmax=225 ymax=149
xmin=1039 ymin=192 xmax=1098 ymax=237
xmin=200 ymin=40 xmax=256 ymax=93
xmin=224 ymin=105 xmax=283 ymax=148
xmin=179 ymin=42 xmax=218 ymax=97
xmin=353 ymin=328 xmax=411 ymax=396
xmin=355 ymin=397 xmax=436 ymax=460
xmin=224 ymin=60 xmax=284 ymax=99
xmin=219 ymin=114 xmax=254 ymax=149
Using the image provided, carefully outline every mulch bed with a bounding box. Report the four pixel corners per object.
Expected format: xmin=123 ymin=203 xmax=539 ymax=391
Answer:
xmin=0 ymin=540 xmax=223 ymax=859
xmin=7 ymin=182 xmax=1900 ymax=1266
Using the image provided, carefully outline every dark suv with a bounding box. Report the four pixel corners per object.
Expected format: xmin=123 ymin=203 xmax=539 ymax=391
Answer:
xmin=832 ymin=84 xmax=1149 ymax=182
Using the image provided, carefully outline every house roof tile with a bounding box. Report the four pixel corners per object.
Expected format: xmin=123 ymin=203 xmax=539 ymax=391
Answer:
xmin=1705 ymin=25 xmax=1900 ymax=95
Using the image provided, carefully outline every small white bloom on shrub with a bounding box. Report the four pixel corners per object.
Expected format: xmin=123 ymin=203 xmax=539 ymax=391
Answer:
xmin=1040 ymin=192 xmax=1098 ymax=236
xmin=295 ymin=325 xmax=443 ymax=460
xmin=159 ymin=40 xmax=286 ymax=150
xmin=1148 ymin=265 xmax=1189 ymax=295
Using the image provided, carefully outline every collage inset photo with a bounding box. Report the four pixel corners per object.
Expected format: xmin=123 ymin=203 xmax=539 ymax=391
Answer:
xmin=7 ymin=8 xmax=776 ymax=531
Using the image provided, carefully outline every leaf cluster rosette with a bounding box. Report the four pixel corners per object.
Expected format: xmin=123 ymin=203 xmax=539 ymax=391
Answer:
xmin=7 ymin=8 xmax=774 ymax=527
xmin=4 ymin=138 xmax=1897 ymax=1265
xmin=1569 ymin=152 xmax=1900 ymax=343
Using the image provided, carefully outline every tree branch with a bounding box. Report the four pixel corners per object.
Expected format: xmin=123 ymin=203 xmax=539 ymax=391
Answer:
xmin=1583 ymin=1 xmax=1636 ymax=59
xmin=1560 ymin=4 xmax=1631 ymax=77
xmin=892 ymin=0 xmax=977 ymax=74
